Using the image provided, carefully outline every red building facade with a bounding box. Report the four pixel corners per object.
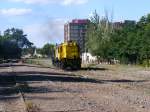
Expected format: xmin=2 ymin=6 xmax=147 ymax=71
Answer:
xmin=64 ymin=19 xmax=89 ymax=53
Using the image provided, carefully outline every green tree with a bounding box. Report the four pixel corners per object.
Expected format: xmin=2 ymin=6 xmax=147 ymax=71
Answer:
xmin=140 ymin=23 xmax=150 ymax=66
xmin=0 ymin=28 xmax=33 ymax=59
xmin=86 ymin=12 xmax=150 ymax=65
xmin=4 ymin=28 xmax=33 ymax=48
xmin=41 ymin=43 xmax=55 ymax=58
xmin=86 ymin=10 xmax=113 ymax=61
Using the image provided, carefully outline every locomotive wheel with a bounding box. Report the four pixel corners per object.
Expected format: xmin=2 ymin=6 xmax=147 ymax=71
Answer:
xmin=60 ymin=61 xmax=66 ymax=69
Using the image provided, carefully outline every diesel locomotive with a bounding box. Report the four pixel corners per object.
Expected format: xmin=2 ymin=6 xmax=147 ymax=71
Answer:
xmin=52 ymin=41 xmax=81 ymax=69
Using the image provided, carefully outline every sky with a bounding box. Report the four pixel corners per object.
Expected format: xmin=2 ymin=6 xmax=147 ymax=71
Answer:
xmin=0 ymin=0 xmax=150 ymax=48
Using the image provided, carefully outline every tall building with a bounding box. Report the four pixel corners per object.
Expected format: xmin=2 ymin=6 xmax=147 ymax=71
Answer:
xmin=64 ymin=19 xmax=89 ymax=53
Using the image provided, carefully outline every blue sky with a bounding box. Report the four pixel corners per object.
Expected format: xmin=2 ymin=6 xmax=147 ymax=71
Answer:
xmin=0 ymin=0 xmax=150 ymax=47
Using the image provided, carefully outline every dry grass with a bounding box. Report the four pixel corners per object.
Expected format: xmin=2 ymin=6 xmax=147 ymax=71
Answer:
xmin=25 ymin=101 xmax=41 ymax=112
xmin=25 ymin=58 xmax=53 ymax=68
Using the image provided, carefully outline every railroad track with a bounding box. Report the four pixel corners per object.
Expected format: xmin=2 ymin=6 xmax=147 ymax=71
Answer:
xmin=0 ymin=65 xmax=28 ymax=112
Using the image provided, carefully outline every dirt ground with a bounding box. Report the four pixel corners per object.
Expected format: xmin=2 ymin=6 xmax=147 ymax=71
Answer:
xmin=0 ymin=63 xmax=150 ymax=112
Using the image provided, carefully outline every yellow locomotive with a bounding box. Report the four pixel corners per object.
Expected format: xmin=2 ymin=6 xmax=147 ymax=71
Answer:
xmin=52 ymin=41 xmax=81 ymax=69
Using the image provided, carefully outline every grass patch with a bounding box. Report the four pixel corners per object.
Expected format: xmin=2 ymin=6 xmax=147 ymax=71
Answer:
xmin=25 ymin=101 xmax=41 ymax=112
xmin=117 ymin=84 xmax=132 ymax=89
xmin=24 ymin=58 xmax=53 ymax=68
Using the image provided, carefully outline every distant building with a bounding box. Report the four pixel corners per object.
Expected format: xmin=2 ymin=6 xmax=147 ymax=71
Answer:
xmin=33 ymin=49 xmax=42 ymax=58
xmin=124 ymin=20 xmax=136 ymax=26
xmin=82 ymin=52 xmax=97 ymax=64
xmin=64 ymin=19 xmax=89 ymax=53
xmin=113 ymin=20 xmax=136 ymax=29
xmin=113 ymin=22 xmax=124 ymax=29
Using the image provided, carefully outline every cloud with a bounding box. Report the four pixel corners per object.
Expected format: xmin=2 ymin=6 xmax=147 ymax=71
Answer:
xmin=9 ymin=0 xmax=88 ymax=5
xmin=62 ymin=0 xmax=88 ymax=5
xmin=10 ymin=0 xmax=52 ymax=4
xmin=0 ymin=8 xmax=32 ymax=16
xmin=23 ymin=19 xmax=66 ymax=47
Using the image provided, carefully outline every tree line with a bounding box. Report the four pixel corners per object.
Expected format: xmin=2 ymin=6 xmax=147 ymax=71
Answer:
xmin=0 ymin=28 xmax=55 ymax=59
xmin=36 ymin=43 xmax=54 ymax=58
xmin=0 ymin=28 xmax=33 ymax=59
xmin=86 ymin=11 xmax=150 ymax=66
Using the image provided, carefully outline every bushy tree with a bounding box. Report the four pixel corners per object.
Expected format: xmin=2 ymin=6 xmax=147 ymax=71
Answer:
xmin=86 ymin=10 xmax=113 ymax=61
xmin=40 ymin=43 xmax=55 ymax=58
xmin=0 ymin=28 xmax=33 ymax=59
xmin=86 ymin=12 xmax=150 ymax=66
xmin=4 ymin=28 xmax=33 ymax=48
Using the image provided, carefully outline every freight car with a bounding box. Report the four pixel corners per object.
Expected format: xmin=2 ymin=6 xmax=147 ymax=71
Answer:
xmin=52 ymin=41 xmax=81 ymax=69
